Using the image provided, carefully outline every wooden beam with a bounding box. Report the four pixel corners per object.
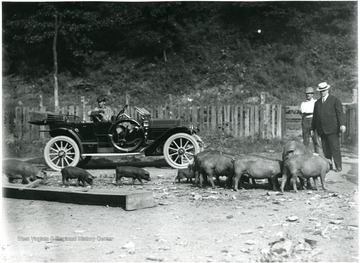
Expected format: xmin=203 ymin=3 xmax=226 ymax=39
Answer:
xmin=3 ymin=185 xmax=157 ymax=211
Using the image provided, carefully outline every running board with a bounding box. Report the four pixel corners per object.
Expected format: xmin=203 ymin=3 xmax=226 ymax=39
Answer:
xmin=81 ymin=152 xmax=143 ymax=157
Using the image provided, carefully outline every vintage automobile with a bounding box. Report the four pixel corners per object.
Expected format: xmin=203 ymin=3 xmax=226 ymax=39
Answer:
xmin=29 ymin=105 xmax=202 ymax=171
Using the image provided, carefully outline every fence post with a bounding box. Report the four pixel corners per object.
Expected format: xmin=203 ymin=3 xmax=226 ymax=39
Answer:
xmin=244 ymin=106 xmax=250 ymax=137
xmin=254 ymin=105 xmax=259 ymax=138
xmin=81 ymin=96 xmax=86 ymax=122
xmin=276 ymin=104 xmax=282 ymax=138
xmin=39 ymin=106 xmax=46 ymax=140
xmin=126 ymin=93 xmax=130 ymax=106
xmin=233 ymin=105 xmax=239 ymax=138
xmin=217 ymin=105 xmax=222 ymax=131
xmin=198 ymin=105 xmax=204 ymax=133
xmin=265 ymin=104 xmax=271 ymax=138
xmin=271 ymin=104 xmax=276 ymax=138
xmin=23 ymin=107 xmax=30 ymax=140
xmin=211 ymin=106 xmax=216 ymax=132
xmin=239 ymin=105 xmax=244 ymax=138
xmin=225 ymin=105 xmax=230 ymax=135
xmin=352 ymin=89 xmax=357 ymax=103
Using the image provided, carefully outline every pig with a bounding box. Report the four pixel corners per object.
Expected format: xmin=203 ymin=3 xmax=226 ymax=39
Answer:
xmin=61 ymin=166 xmax=94 ymax=187
xmin=197 ymin=153 xmax=235 ymax=189
xmin=175 ymin=164 xmax=195 ymax=183
xmin=192 ymin=150 xmax=222 ymax=185
xmin=282 ymin=140 xmax=313 ymax=161
xmin=192 ymin=150 xmax=238 ymax=187
xmin=282 ymin=140 xmax=314 ymax=189
xmin=281 ymin=154 xmax=331 ymax=193
xmin=3 ymin=159 xmax=46 ymax=184
xmin=115 ymin=166 xmax=151 ymax=185
xmin=232 ymin=156 xmax=282 ymax=191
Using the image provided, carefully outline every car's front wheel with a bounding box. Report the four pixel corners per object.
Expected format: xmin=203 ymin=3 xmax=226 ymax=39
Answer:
xmin=163 ymin=133 xmax=200 ymax=169
xmin=44 ymin=136 xmax=80 ymax=171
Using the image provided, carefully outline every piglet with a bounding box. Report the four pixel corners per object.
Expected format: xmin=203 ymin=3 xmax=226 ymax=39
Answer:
xmin=61 ymin=166 xmax=94 ymax=187
xmin=175 ymin=164 xmax=195 ymax=183
xmin=115 ymin=166 xmax=151 ymax=185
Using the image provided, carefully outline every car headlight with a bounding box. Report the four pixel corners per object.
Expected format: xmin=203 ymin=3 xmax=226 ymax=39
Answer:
xmin=143 ymin=120 xmax=149 ymax=128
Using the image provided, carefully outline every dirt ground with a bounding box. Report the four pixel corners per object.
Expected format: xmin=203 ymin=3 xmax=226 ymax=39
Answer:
xmin=1 ymin=150 xmax=359 ymax=262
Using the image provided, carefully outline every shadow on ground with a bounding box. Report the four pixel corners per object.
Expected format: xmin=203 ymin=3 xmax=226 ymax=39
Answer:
xmin=26 ymin=157 xmax=171 ymax=169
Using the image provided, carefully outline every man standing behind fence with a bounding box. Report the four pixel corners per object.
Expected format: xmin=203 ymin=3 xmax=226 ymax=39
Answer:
xmin=300 ymin=87 xmax=320 ymax=153
xmin=311 ymin=82 xmax=346 ymax=172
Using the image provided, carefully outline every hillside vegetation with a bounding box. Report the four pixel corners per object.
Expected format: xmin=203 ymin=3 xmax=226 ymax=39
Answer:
xmin=2 ymin=2 xmax=357 ymax=110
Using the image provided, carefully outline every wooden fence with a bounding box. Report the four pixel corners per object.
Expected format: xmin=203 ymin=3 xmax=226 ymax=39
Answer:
xmin=4 ymin=104 xmax=284 ymax=141
xmin=3 ymin=103 xmax=357 ymax=144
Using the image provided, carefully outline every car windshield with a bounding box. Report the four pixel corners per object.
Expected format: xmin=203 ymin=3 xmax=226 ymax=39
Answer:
xmin=135 ymin=107 xmax=151 ymax=117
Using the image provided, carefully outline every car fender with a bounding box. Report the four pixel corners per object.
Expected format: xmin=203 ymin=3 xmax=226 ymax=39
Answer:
xmin=49 ymin=128 xmax=84 ymax=153
xmin=144 ymin=127 xmax=192 ymax=156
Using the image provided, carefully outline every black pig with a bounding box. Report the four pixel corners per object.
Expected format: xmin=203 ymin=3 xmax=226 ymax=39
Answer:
xmin=198 ymin=153 xmax=235 ymax=189
xmin=281 ymin=154 xmax=331 ymax=193
xmin=232 ymin=156 xmax=282 ymax=191
xmin=61 ymin=166 xmax=94 ymax=187
xmin=3 ymin=159 xmax=46 ymax=184
xmin=115 ymin=166 xmax=151 ymax=185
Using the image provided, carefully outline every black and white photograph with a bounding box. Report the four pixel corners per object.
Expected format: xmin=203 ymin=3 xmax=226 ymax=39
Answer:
xmin=1 ymin=1 xmax=358 ymax=262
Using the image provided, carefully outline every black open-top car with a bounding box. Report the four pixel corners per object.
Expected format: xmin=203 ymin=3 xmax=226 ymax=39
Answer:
xmin=29 ymin=105 xmax=202 ymax=171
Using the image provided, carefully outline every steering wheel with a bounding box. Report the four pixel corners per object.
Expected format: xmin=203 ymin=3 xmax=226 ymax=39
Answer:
xmin=115 ymin=105 xmax=129 ymax=121
xmin=109 ymin=120 xmax=144 ymax=152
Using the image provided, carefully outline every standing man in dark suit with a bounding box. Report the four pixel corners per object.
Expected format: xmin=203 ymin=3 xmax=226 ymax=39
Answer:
xmin=311 ymin=82 xmax=346 ymax=172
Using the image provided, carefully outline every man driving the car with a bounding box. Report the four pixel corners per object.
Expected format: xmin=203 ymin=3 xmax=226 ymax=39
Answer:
xmin=88 ymin=96 xmax=112 ymax=122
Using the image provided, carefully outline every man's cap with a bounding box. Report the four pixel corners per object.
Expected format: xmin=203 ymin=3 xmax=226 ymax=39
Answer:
xmin=305 ymin=87 xmax=314 ymax=94
xmin=97 ymin=96 xmax=107 ymax=103
xmin=317 ymin=82 xmax=330 ymax=92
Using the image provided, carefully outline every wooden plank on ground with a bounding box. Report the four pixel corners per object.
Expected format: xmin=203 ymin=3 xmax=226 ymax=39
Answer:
xmin=3 ymin=185 xmax=157 ymax=211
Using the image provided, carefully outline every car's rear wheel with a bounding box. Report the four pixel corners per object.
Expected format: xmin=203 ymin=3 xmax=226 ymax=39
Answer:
xmin=44 ymin=136 xmax=80 ymax=171
xmin=163 ymin=133 xmax=200 ymax=169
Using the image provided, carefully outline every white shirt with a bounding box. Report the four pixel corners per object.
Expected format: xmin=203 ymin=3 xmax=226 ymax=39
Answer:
xmin=300 ymin=98 xmax=316 ymax=118
xmin=322 ymin=94 xmax=329 ymax=103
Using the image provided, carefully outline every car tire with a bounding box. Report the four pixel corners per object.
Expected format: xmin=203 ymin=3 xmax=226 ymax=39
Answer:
xmin=44 ymin=136 xmax=80 ymax=171
xmin=163 ymin=133 xmax=200 ymax=169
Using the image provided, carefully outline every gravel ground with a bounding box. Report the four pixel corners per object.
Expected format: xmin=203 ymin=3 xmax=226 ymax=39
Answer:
xmin=1 ymin=153 xmax=358 ymax=262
